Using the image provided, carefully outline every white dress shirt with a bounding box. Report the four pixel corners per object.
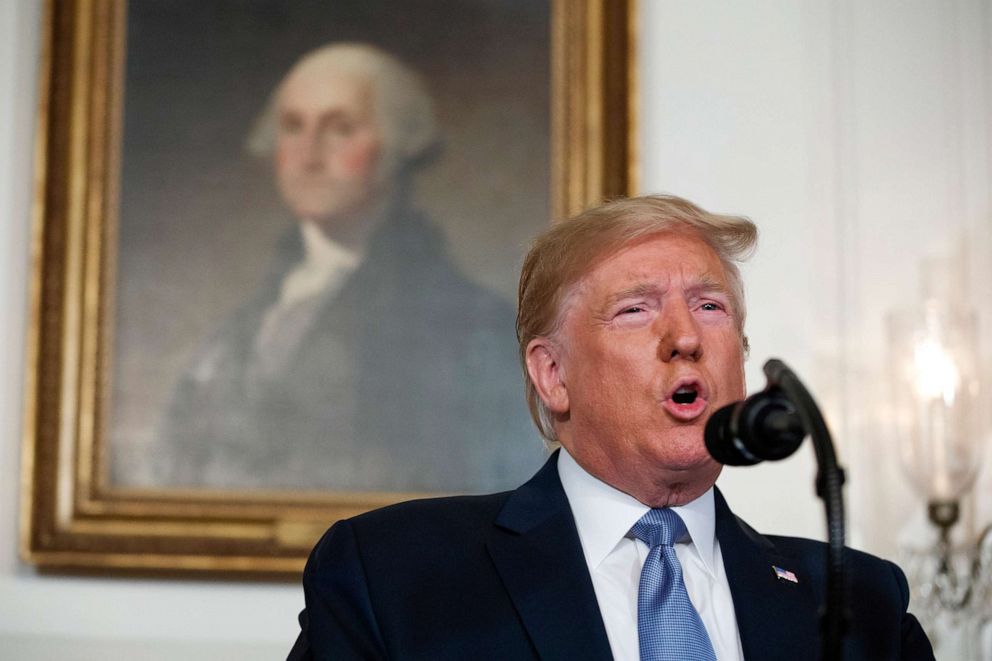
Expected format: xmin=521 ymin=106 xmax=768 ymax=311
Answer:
xmin=558 ymin=449 xmax=744 ymax=661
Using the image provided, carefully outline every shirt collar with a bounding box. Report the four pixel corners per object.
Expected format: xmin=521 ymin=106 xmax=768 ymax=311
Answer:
xmin=300 ymin=221 xmax=363 ymax=271
xmin=557 ymin=448 xmax=718 ymax=577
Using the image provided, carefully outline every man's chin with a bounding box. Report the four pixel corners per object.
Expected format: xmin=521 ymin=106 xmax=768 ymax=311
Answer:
xmin=291 ymin=204 xmax=342 ymax=223
xmin=655 ymin=452 xmax=723 ymax=488
xmin=295 ymin=199 xmax=381 ymax=227
xmin=637 ymin=461 xmax=722 ymax=508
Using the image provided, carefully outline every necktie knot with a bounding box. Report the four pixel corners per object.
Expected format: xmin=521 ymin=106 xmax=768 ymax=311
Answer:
xmin=630 ymin=508 xmax=689 ymax=548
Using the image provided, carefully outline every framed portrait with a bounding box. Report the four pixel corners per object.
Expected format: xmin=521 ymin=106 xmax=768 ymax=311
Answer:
xmin=22 ymin=0 xmax=636 ymax=576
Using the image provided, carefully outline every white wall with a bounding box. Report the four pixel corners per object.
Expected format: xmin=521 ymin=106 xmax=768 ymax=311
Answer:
xmin=1 ymin=0 xmax=989 ymax=657
xmin=639 ymin=0 xmax=825 ymax=544
xmin=640 ymin=0 xmax=991 ymax=556
xmin=639 ymin=2 xmax=990 ymax=655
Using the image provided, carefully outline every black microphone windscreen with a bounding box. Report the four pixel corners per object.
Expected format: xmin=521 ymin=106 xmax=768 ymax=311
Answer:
xmin=704 ymin=403 xmax=762 ymax=466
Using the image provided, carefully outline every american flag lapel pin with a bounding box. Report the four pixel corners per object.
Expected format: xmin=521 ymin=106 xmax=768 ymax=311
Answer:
xmin=773 ymin=565 xmax=799 ymax=584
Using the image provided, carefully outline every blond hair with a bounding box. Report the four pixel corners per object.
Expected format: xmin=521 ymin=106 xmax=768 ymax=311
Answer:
xmin=517 ymin=195 xmax=757 ymax=441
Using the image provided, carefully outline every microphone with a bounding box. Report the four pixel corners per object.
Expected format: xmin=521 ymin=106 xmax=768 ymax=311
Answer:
xmin=704 ymin=387 xmax=807 ymax=466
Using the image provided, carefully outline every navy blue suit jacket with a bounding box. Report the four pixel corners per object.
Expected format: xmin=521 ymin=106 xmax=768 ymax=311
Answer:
xmin=289 ymin=453 xmax=934 ymax=660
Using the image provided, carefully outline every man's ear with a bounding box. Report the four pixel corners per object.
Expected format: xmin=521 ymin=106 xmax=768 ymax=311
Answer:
xmin=525 ymin=337 xmax=569 ymax=415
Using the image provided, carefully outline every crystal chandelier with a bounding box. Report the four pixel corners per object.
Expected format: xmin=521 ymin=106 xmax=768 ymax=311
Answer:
xmin=887 ymin=288 xmax=991 ymax=655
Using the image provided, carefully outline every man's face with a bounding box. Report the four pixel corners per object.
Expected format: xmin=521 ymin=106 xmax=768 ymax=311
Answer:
xmin=273 ymin=63 xmax=384 ymax=225
xmin=542 ymin=232 xmax=746 ymax=506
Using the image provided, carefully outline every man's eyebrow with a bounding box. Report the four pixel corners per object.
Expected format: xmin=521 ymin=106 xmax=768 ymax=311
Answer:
xmin=605 ymin=283 xmax=660 ymax=305
xmin=690 ymin=273 xmax=731 ymax=296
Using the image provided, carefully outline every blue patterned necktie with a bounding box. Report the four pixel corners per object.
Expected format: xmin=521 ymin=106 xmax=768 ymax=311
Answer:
xmin=629 ymin=508 xmax=717 ymax=661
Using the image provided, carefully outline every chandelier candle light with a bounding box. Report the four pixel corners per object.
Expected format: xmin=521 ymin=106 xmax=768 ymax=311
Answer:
xmin=887 ymin=286 xmax=991 ymax=623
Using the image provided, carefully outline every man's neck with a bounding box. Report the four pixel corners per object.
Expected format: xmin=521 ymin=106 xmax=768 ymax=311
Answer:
xmin=556 ymin=447 xmax=718 ymax=572
xmin=308 ymin=192 xmax=396 ymax=254
xmin=556 ymin=437 xmax=721 ymax=508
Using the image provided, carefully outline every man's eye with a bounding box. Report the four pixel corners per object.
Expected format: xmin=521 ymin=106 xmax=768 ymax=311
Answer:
xmin=620 ymin=306 xmax=645 ymax=314
xmin=279 ymin=115 xmax=303 ymax=133
xmin=699 ymin=302 xmax=723 ymax=311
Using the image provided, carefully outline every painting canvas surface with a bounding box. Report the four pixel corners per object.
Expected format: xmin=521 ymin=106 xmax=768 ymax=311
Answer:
xmin=109 ymin=0 xmax=550 ymax=494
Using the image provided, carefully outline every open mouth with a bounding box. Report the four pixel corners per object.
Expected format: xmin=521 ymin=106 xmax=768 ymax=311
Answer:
xmin=662 ymin=378 xmax=708 ymax=421
xmin=672 ymin=385 xmax=699 ymax=405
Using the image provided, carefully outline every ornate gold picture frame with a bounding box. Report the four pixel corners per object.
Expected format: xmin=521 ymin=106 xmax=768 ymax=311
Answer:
xmin=21 ymin=0 xmax=636 ymax=577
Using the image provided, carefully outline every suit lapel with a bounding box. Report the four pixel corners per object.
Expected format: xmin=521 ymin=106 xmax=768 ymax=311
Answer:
xmin=486 ymin=452 xmax=614 ymax=661
xmin=715 ymin=488 xmax=821 ymax=660
xmin=486 ymin=458 xmax=825 ymax=660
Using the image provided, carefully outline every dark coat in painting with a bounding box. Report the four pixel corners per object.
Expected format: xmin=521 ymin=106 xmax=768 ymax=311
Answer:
xmin=152 ymin=207 xmax=540 ymax=492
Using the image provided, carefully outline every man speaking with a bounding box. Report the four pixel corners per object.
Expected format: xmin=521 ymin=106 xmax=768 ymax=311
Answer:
xmin=288 ymin=195 xmax=934 ymax=660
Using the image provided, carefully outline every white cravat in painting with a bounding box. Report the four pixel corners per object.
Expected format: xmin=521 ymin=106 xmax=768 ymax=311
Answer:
xmin=250 ymin=220 xmax=362 ymax=381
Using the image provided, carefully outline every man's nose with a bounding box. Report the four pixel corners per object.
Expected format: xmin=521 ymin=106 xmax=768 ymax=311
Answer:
xmin=302 ymin=128 xmax=325 ymax=169
xmin=657 ymin=301 xmax=702 ymax=361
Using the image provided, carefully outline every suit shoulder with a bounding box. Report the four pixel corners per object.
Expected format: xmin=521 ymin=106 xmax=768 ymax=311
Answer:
xmin=325 ymin=491 xmax=513 ymax=549
xmin=765 ymin=534 xmax=900 ymax=566
xmin=357 ymin=491 xmax=511 ymax=521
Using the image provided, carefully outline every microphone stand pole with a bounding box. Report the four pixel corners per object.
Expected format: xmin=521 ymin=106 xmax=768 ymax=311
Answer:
xmin=764 ymin=358 xmax=848 ymax=661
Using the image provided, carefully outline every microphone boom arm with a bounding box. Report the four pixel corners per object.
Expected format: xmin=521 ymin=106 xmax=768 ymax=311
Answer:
xmin=763 ymin=359 xmax=848 ymax=661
